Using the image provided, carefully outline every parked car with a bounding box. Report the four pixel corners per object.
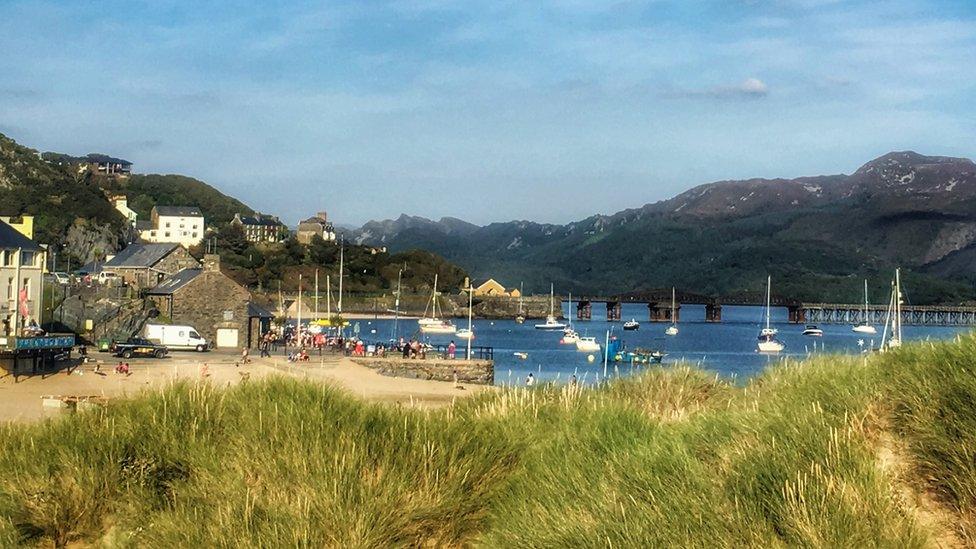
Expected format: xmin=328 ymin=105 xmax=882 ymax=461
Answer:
xmin=144 ymin=324 xmax=209 ymax=352
xmin=46 ymin=272 xmax=71 ymax=285
xmin=96 ymin=271 xmax=119 ymax=284
xmin=110 ymin=337 xmax=168 ymax=359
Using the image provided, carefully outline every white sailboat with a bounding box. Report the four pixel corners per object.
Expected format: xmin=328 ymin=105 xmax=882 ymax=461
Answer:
xmin=575 ymin=336 xmax=601 ymax=352
xmin=852 ymin=279 xmax=877 ymax=334
xmin=515 ymin=282 xmax=525 ymax=324
xmin=880 ymin=268 xmax=903 ymax=350
xmin=419 ymin=274 xmax=456 ymax=334
xmin=757 ymin=275 xmax=785 ymax=353
xmin=535 ymin=283 xmax=567 ymax=330
xmin=560 ymin=293 xmax=579 ymax=343
xmin=665 ymin=286 xmax=679 ymax=336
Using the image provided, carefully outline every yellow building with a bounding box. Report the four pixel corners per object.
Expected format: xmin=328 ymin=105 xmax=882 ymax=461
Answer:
xmin=0 ymin=215 xmax=34 ymax=239
xmin=471 ymin=278 xmax=520 ymax=297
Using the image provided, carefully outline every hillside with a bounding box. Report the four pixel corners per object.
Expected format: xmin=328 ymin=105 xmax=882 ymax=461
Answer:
xmin=2 ymin=337 xmax=976 ymax=545
xmin=346 ymin=152 xmax=976 ymax=303
xmin=100 ymin=174 xmax=254 ymax=225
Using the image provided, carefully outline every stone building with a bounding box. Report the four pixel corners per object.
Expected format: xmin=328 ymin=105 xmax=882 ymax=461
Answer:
xmin=470 ymin=278 xmax=520 ymax=297
xmin=296 ymin=211 xmax=336 ymax=244
xmin=101 ymin=243 xmax=200 ymax=288
xmin=230 ymin=213 xmax=285 ymax=243
xmin=147 ymin=254 xmax=271 ymax=349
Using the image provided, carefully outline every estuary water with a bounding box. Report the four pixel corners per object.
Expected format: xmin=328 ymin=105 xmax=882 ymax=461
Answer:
xmin=348 ymin=303 xmax=969 ymax=386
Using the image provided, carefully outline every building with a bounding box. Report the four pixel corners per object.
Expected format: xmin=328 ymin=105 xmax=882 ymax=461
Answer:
xmin=101 ymin=243 xmax=200 ymax=288
xmin=470 ymin=278 xmax=520 ymax=297
xmin=110 ymin=195 xmax=138 ymax=227
xmin=147 ymin=254 xmax=272 ymax=349
xmin=0 ymin=215 xmax=35 ymax=240
xmin=230 ymin=213 xmax=285 ymax=243
xmin=85 ymin=154 xmax=132 ymax=177
xmin=0 ymin=218 xmax=45 ymax=335
xmin=296 ymin=211 xmax=336 ymax=244
xmin=139 ymin=206 xmax=205 ymax=248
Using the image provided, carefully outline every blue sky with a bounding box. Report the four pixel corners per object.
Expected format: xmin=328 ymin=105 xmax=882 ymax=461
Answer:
xmin=1 ymin=0 xmax=974 ymax=226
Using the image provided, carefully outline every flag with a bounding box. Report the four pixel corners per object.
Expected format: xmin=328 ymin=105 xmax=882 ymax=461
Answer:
xmin=18 ymin=287 xmax=29 ymax=319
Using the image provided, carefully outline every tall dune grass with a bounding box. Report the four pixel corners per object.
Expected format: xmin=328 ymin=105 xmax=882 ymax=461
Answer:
xmin=2 ymin=335 xmax=976 ymax=546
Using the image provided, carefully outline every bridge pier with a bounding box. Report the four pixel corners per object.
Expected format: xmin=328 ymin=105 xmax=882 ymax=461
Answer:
xmin=577 ymin=301 xmax=591 ymax=320
xmin=788 ymin=305 xmax=805 ymax=324
xmin=705 ymin=302 xmax=722 ymax=322
xmin=647 ymin=302 xmax=680 ymax=322
xmin=606 ymin=301 xmax=621 ymax=322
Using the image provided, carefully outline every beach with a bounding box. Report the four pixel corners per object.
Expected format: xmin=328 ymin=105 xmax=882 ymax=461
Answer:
xmin=0 ymin=350 xmax=493 ymax=423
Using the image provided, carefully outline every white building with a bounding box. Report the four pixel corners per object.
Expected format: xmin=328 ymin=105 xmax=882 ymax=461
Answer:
xmin=0 ymin=217 xmax=45 ymax=335
xmin=140 ymin=206 xmax=205 ymax=248
xmin=111 ymin=195 xmax=138 ymax=227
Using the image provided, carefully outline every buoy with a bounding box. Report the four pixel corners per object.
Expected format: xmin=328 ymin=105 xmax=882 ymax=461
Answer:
xmin=587 ymin=354 xmax=595 ymax=363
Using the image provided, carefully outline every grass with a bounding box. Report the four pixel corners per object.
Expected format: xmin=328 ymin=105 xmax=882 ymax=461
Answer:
xmin=2 ymin=335 xmax=976 ymax=546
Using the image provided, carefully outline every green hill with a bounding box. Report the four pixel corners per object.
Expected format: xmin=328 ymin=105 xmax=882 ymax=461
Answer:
xmin=101 ymin=174 xmax=254 ymax=225
xmin=2 ymin=337 xmax=975 ymax=545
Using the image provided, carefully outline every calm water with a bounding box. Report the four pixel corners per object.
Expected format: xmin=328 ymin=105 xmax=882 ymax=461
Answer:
xmin=345 ymin=303 xmax=970 ymax=385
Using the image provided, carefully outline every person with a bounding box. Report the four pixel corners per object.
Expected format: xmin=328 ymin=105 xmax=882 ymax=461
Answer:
xmin=199 ymin=363 xmax=210 ymax=378
xmin=259 ymin=338 xmax=271 ymax=358
xmin=447 ymin=340 xmax=456 ymax=360
xmin=402 ymin=341 xmax=411 ymax=359
xmin=525 ymin=373 xmax=535 ymax=387
xmin=241 ymin=347 xmax=250 ymax=365
xmin=453 ymin=369 xmax=463 ymax=389
xmin=570 ymin=374 xmax=578 ymax=387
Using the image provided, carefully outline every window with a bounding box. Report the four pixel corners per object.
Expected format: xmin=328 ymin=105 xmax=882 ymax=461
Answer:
xmin=165 ymin=232 xmax=171 ymax=238
xmin=192 ymin=232 xmax=198 ymax=238
xmin=20 ymin=251 xmax=34 ymax=267
xmin=1 ymin=251 xmax=10 ymax=266
xmin=179 ymin=224 xmax=185 ymax=229
xmin=165 ymin=222 xmax=171 ymax=228
xmin=6 ymin=277 xmax=12 ymax=299
xmin=192 ymin=224 xmax=198 ymax=229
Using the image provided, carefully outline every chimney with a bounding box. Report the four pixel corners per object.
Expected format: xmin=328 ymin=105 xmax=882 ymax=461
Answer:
xmin=317 ymin=211 xmax=328 ymax=222
xmin=203 ymin=254 xmax=220 ymax=272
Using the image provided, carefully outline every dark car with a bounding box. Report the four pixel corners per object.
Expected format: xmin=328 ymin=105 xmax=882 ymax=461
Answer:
xmin=111 ymin=337 xmax=169 ymax=359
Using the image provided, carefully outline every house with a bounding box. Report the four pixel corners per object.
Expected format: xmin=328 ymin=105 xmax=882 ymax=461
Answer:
xmin=470 ymin=278 xmax=520 ymax=297
xmin=296 ymin=211 xmax=336 ymax=244
xmin=147 ymin=255 xmax=272 ymax=349
xmin=101 ymin=243 xmax=200 ymax=288
xmin=230 ymin=213 xmax=285 ymax=243
xmin=110 ymin=195 xmax=138 ymax=227
xmin=139 ymin=206 xmax=205 ymax=248
xmin=84 ymin=154 xmax=132 ymax=177
xmin=0 ymin=215 xmax=35 ymax=240
xmin=0 ymin=218 xmax=45 ymax=335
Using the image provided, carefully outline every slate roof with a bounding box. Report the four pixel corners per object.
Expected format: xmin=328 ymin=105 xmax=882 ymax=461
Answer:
xmin=135 ymin=220 xmax=153 ymax=231
xmin=238 ymin=214 xmax=283 ymax=227
xmin=103 ymin=243 xmax=179 ymax=269
xmin=247 ymin=302 xmax=274 ymax=318
xmin=0 ymin=220 xmax=41 ymax=251
xmin=146 ymin=268 xmax=202 ymax=295
xmin=154 ymin=206 xmax=203 ymax=217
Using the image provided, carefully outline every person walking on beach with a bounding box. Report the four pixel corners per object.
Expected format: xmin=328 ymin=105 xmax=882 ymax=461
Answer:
xmin=241 ymin=347 xmax=250 ymax=365
xmin=447 ymin=340 xmax=456 ymax=360
xmin=453 ymin=369 xmax=463 ymax=389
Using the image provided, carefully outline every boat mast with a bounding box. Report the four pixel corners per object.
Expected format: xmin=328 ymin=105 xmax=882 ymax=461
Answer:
xmin=864 ymin=279 xmax=869 ymax=324
xmin=297 ymin=273 xmax=303 ymax=337
xmin=765 ymin=275 xmax=772 ymax=330
xmin=432 ymin=273 xmax=440 ymax=319
xmin=314 ymin=269 xmax=319 ymax=320
xmin=393 ymin=268 xmax=402 ymax=340
xmin=337 ymin=240 xmax=344 ymax=315
xmin=326 ymin=275 xmax=331 ymax=320
xmin=568 ymin=292 xmax=573 ymax=328
xmin=466 ymin=281 xmax=473 ymax=360
xmin=671 ymin=286 xmax=676 ymax=326
xmin=894 ymin=268 xmax=902 ymax=343
xmin=549 ymin=283 xmax=554 ymax=318
xmin=518 ymin=282 xmax=524 ymax=314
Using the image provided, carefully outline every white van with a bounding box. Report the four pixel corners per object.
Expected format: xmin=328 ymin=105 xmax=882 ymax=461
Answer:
xmin=144 ymin=324 xmax=209 ymax=352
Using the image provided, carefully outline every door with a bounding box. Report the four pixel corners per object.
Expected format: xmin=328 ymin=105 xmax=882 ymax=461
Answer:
xmin=216 ymin=328 xmax=239 ymax=348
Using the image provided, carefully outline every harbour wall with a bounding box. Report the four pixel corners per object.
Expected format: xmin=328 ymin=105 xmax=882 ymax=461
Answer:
xmin=350 ymin=356 xmax=494 ymax=385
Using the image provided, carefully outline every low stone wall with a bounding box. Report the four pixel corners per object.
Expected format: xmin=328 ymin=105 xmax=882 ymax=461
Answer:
xmin=350 ymin=356 xmax=494 ymax=385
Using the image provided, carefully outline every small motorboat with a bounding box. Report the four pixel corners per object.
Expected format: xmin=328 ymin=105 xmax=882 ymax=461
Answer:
xmin=802 ymin=325 xmax=824 ymax=337
xmin=420 ymin=320 xmax=457 ymax=334
xmin=615 ymin=348 xmax=665 ymax=364
xmin=665 ymin=325 xmax=678 ymax=336
xmin=535 ymin=315 xmax=567 ymax=330
xmin=560 ymin=329 xmax=579 ymax=344
xmin=515 ymin=314 xmax=525 ymax=324
xmin=513 ymin=352 xmax=528 ymax=359
xmin=456 ymin=328 xmax=474 ymax=340
xmin=852 ymin=323 xmax=876 ymax=334
xmin=575 ymin=336 xmax=601 ymax=352
xmin=623 ymin=319 xmax=640 ymax=331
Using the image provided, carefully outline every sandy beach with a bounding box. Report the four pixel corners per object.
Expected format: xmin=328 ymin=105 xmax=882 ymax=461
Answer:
xmin=0 ymin=351 xmax=493 ymax=424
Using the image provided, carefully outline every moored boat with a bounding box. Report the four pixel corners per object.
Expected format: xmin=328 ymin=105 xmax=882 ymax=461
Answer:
xmin=419 ymin=274 xmax=456 ymax=334
xmin=757 ymin=276 xmax=785 ymax=353
xmin=665 ymin=286 xmax=679 ymax=336
xmin=852 ymin=279 xmax=877 ymax=334
xmin=802 ymin=325 xmax=824 ymax=337
xmin=535 ymin=283 xmax=567 ymax=330
xmin=623 ymin=319 xmax=640 ymax=331
xmin=575 ymin=336 xmax=601 ymax=352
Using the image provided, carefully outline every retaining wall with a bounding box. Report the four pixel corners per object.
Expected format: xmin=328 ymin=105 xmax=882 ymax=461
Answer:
xmin=350 ymin=356 xmax=494 ymax=385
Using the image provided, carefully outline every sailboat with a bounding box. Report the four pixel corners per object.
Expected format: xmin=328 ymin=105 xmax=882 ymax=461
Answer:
xmin=852 ymin=279 xmax=877 ymax=334
xmin=515 ymin=282 xmax=526 ymax=324
xmin=560 ymin=292 xmax=579 ymax=343
xmin=665 ymin=286 xmax=679 ymax=336
xmin=418 ymin=274 xmax=457 ymax=334
xmin=535 ymin=283 xmax=567 ymax=330
xmin=757 ymin=276 xmax=785 ymax=353
xmin=880 ymin=268 xmax=903 ymax=350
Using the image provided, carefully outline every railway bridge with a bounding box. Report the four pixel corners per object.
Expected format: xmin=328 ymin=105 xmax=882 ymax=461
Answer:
xmin=573 ymin=290 xmax=804 ymax=323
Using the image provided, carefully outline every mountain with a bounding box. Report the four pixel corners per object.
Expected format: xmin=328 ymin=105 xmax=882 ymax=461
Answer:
xmin=346 ymin=152 xmax=976 ymax=304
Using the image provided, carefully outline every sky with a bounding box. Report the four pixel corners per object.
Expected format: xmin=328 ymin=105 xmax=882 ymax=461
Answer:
xmin=1 ymin=0 xmax=974 ymax=226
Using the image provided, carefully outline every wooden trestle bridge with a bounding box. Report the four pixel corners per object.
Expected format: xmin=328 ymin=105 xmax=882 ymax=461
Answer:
xmin=572 ymin=290 xmax=976 ymax=326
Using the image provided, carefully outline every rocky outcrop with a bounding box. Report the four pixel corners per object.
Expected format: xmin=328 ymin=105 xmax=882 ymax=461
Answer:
xmin=62 ymin=220 xmax=123 ymax=264
xmin=351 ymin=356 xmax=493 ymax=385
